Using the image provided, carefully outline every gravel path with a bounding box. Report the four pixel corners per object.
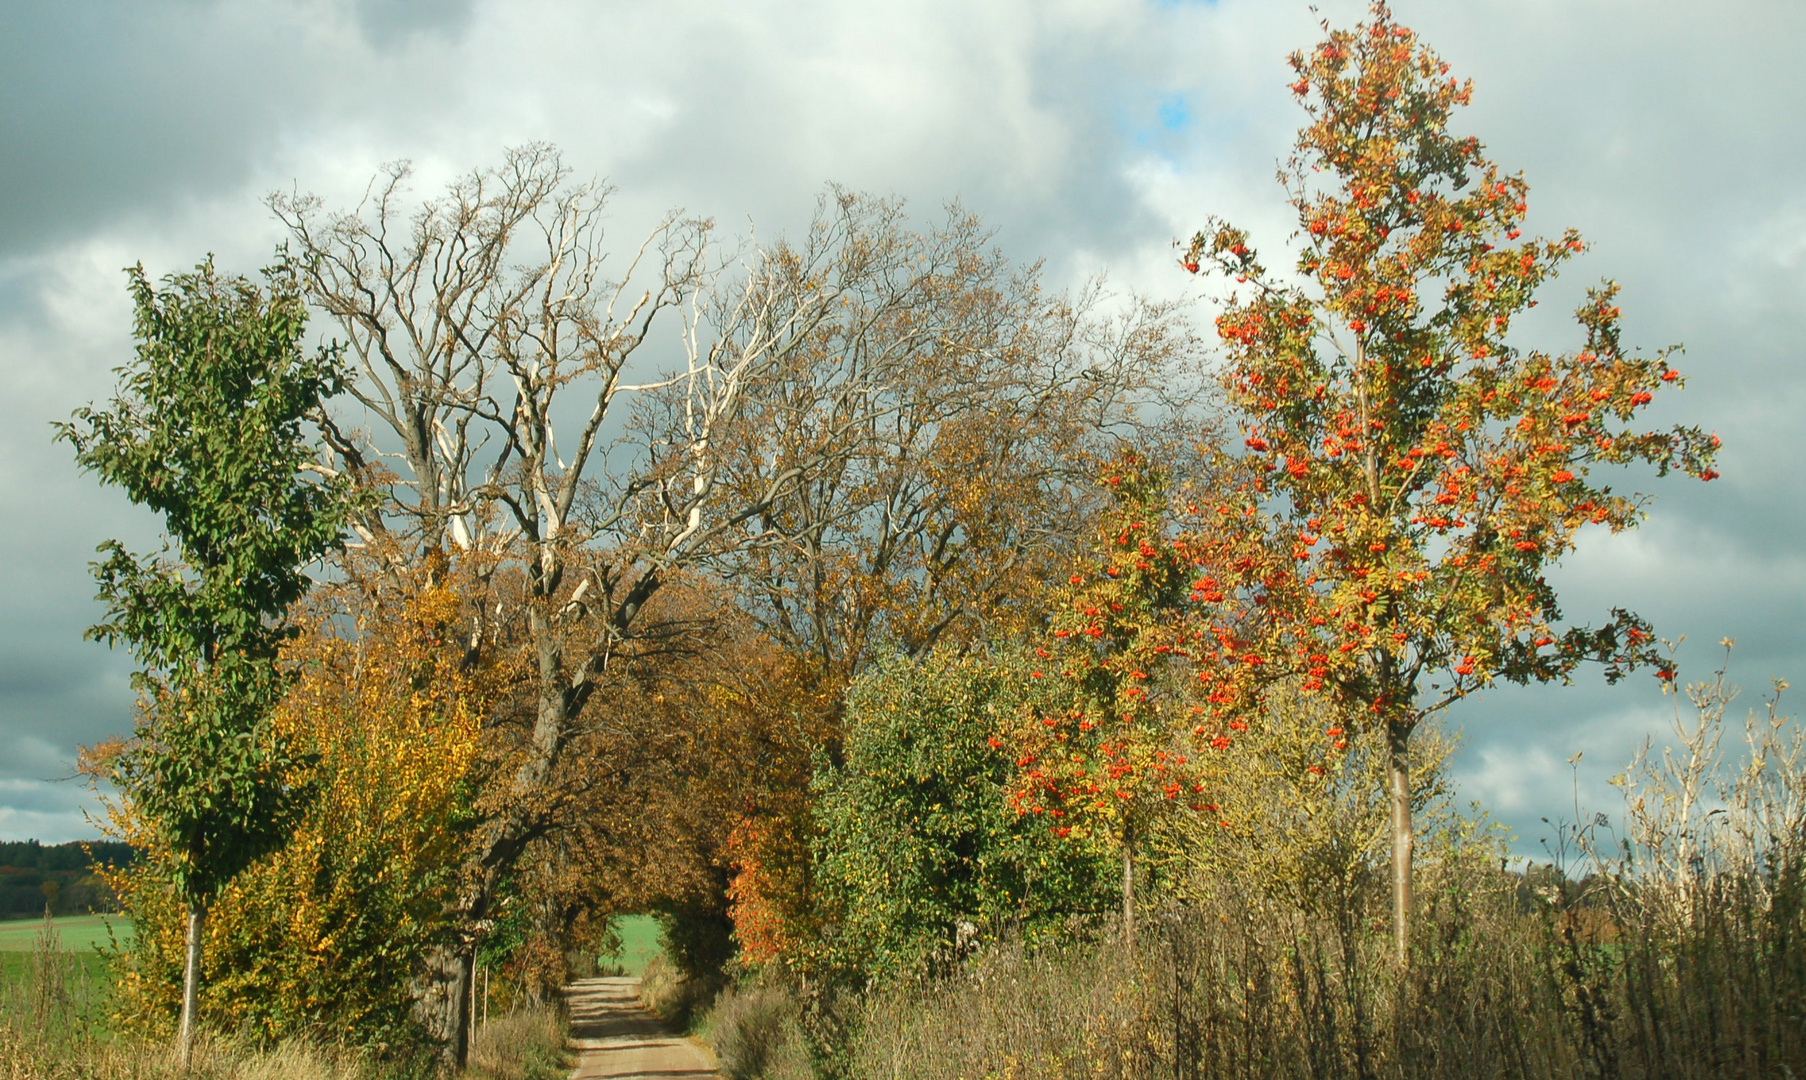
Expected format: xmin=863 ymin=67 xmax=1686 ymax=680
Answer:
xmin=565 ymin=976 xmax=718 ymax=1079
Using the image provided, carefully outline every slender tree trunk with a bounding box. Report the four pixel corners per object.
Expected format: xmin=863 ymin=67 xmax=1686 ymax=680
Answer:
xmin=177 ymin=902 xmax=205 ymax=1067
xmin=1386 ymin=723 xmax=1414 ymax=969
xmin=1122 ymin=822 xmax=1136 ymax=951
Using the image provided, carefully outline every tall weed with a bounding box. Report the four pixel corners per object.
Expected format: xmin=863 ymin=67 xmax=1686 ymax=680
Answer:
xmin=700 ymin=976 xmax=811 ymax=1080
xmin=461 ymin=1005 xmax=570 ymax=1080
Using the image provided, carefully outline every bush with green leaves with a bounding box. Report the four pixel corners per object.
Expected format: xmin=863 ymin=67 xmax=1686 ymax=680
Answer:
xmin=809 ymin=649 xmax=1115 ymax=983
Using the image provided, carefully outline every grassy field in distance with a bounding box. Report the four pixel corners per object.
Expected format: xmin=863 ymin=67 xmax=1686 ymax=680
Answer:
xmin=0 ymin=948 xmax=113 ymax=985
xmin=599 ymin=914 xmax=661 ymax=976
xmin=0 ymin=914 xmax=131 ymax=953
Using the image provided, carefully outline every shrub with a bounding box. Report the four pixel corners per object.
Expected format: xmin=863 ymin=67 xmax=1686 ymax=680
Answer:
xmin=461 ymin=1005 xmax=570 ymax=1080
xmin=700 ymin=977 xmax=811 ymax=1080
xmin=638 ymin=953 xmax=719 ymax=1029
xmin=839 ymin=656 xmax=1806 ymax=1080
xmin=103 ymin=567 xmax=500 ymax=1050
xmin=0 ymin=917 xmax=562 ymax=1080
xmin=808 ymin=649 xmax=1116 ymax=984
xmin=1151 ymin=682 xmax=1470 ymax=917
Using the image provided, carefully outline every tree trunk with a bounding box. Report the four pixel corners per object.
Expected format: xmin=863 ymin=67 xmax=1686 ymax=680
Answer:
xmin=412 ymin=591 xmax=574 ymax=1069
xmin=416 ymin=943 xmax=474 ymax=1068
xmin=1122 ymin=822 xmax=1136 ymax=951
xmin=1386 ymin=723 xmax=1414 ymax=969
xmin=454 ymin=947 xmax=474 ymax=1065
xmin=177 ymin=902 xmax=205 ymax=1067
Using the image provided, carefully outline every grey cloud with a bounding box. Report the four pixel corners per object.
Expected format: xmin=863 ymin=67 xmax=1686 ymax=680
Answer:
xmin=0 ymin=778 xmax=109 ymax=845
xmin=0 ymin=3 xmax=292 ymax=257
xmin=0 ymin=0 xmax=481 ymax=261
xmin=521 ymin=0 xmax=1177 ymax=271
xmin=0 ymin=779 xmax=95 ymax=815
xmin=0 ymin=649 xmax=89 ymax=697
xmin=1 ymin=0 xmax=1802 ymax=850
xmin=354 ymin=0 xmax=475 ymax=48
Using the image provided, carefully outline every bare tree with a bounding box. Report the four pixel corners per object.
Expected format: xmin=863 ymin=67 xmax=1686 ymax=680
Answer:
xmin=277 ymin=149 xmax=1178 ymax=1063
xmin=272 ymin=146 xmax=572 ymax=549
xmin=705 ymin=199 xmax=1193 ymax=686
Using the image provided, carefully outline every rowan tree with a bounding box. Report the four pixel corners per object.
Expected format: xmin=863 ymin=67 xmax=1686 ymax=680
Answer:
xmin=1005 ymin=451 xmax=1203 ymax=946
xmin=1181 ymin=3 xmax=1719 ymax=961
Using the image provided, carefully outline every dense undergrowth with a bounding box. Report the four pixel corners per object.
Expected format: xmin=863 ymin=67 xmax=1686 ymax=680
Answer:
xmin=687 ymin=661 xmax=1806 ymax=1080
xmin=699 ymin=874 xmax=1806 ymax=1080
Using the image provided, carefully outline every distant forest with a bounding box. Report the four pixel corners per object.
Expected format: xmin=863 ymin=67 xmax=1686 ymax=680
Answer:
xmin=0 ymin=840 xmax=134 ymax=920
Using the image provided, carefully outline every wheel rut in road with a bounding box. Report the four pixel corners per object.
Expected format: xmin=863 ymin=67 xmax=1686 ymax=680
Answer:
xmin=565 ymin=976 xmax=717 ymax=1079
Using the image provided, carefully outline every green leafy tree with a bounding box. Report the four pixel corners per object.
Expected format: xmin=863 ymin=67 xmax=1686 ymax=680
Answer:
xmin=1181 ymin=3 xmax=1719 ymax=962
xmin=58 ymin=257 xmax=351 ymax=1062
xmin=811 ymin=649 xmax=1114 ymax=983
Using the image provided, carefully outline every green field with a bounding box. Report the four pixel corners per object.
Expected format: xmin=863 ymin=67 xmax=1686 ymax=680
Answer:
xmin=598 ymin=914 xmax=662 ymax=976
xmin=0 ymin=922 xmax=119 ymax=1037
xmin=0 ymin=948 xmax=113 ymax=985
xmin=0 ymin=914 xmax=131 ymax=953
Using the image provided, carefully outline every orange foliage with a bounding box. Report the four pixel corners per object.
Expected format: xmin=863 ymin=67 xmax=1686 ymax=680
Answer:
xmin=724 ymin=816 xmax=813 ymax=967
xmin=1176 ymin=1 xmax=1720 ymax=951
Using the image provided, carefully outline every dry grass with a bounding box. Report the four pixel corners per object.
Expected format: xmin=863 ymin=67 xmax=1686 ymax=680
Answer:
xmin=0 ymin=1003 xmax=566 ymax=1080
xmin=706 ymin=660 xmax=1806 ymax=1080
xmin=0 ymin=1027 xmax=377 ymax=1080
xmin=461 ymin=1006 xmax=570 ymax=1080
xmin=699 ymin=976 xmax=811 ymax=1080
xmin=842 ymin=862 xmax=1805 ymax=1079
xmin=638 ymin=952 xmax=723 ymax=1029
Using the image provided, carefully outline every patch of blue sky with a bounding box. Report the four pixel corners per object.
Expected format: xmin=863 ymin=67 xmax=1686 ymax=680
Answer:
xmin=1127 ymin=92 xmax=1190 ymax=154
xmin=1158 ymin=93 xmax=1190 ymax=133
xmin=1123 ymin=90 xmax=1243 ymax=168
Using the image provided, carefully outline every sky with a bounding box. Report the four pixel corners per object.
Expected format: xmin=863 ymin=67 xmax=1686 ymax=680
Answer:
xmin=1 ymin=0 xmax=1800 ymax=854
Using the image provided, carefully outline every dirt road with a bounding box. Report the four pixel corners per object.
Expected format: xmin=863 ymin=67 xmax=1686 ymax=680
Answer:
xmin=565 ymin=977 xmax=717 ymax=1079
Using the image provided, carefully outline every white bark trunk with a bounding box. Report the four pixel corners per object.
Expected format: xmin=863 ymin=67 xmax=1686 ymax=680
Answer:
xmin=177 ymin=903 xmax=205 ymax=1067
xmin=1387 ymin=726 xmax=1414 ymax=969
xmin=1121 ymin=824 xmax=1136 ymax=951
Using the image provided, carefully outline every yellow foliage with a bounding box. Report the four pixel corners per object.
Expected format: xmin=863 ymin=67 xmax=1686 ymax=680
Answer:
xmin=105 ymin=555 xmax=507 ymax=1045
xmin=1153 ymin=683 xmax=1469 ymax=913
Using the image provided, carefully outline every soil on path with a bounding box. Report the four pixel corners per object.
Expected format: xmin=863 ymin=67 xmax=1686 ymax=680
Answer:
xmin=565 ymin=977 xmax=717 ymax=1079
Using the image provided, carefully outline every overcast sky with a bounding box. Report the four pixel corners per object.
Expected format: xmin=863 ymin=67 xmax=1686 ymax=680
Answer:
xmin=1 ymin=0 xmax=1800 ymax=855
